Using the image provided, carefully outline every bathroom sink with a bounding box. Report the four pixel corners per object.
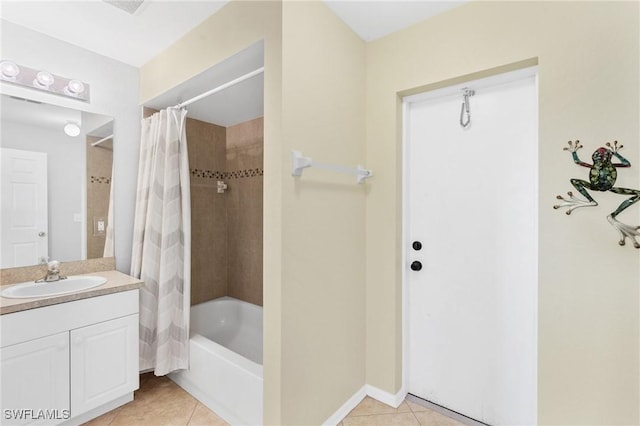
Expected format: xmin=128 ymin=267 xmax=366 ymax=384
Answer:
xmin=1 ymin=275 xmax=107 ymax=299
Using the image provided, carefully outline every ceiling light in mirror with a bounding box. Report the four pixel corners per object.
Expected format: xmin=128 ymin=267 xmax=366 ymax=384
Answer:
xmin=64 ymin=121 xmax=81 ymax=137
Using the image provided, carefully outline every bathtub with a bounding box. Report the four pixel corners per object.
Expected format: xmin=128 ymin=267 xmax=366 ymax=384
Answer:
xmin=169 ymin=297 xmax=263 ymax=425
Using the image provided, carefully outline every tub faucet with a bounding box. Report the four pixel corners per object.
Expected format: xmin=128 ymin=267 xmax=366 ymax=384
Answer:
xmin=36 ymin=260 xmax=67 ymax=283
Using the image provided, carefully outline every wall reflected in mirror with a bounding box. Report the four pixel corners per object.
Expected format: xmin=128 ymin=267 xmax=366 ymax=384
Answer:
xmin=0 ymin=94 xmax=114 ymax=268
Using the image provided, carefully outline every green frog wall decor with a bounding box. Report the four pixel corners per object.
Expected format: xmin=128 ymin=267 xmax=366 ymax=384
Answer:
xmin=553 ymin=140 xmax=640 ymax=248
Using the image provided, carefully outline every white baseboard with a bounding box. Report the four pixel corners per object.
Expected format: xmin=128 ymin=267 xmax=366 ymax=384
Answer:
xmin=322 ymin=386 xmax=367 ymax=426
xmin=322 ymin=384 xmax=408 ymax=425
xmin=366 ymin=384 xmax=407 ymax=408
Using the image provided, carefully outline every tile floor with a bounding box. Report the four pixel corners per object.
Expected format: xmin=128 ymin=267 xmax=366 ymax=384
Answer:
xmin=339 ymin=397 xmax=465 ymax=426
xmin=83 ymin=373 xmax=464 ymax=426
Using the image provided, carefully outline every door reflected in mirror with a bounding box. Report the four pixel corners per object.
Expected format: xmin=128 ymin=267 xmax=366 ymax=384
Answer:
xmin=0 ymin=94 xmax=114 ymax=268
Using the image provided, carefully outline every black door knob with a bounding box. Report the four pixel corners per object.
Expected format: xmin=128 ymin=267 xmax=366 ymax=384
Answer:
xmin=410 ymin=261 xmax=422 ymax=271
xmin=412 ymin=241 xmax=422 ymax=251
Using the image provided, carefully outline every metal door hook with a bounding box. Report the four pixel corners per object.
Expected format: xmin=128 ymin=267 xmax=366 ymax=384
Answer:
xmin=459 ymin=88 xmax=475 ymax=128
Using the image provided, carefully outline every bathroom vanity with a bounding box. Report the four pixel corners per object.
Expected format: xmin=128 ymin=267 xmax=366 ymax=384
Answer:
xmin=0 ymin=270 xmax=142 ymax=425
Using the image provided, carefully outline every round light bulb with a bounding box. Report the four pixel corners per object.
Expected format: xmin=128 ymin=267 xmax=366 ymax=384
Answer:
xmin=65 ymin=79 xmax=85 ymax=96
xmin=64 ymin=122 xmax=81 ymax=137
xmin=0 ymin=61 xmax=20 ymax=80
xmin=34 ymin=71 xmax=54 ymax=88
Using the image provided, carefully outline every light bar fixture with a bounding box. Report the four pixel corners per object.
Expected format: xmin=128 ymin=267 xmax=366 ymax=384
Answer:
xmin=0 ymin=60 xmax=90 ymax=102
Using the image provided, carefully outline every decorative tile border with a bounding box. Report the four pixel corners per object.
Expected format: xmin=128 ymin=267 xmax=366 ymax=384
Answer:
xmin=90 ymin=176 xmax=112 ymax=184
xmin=191 ymin=169 xmax=226 ymax=179
xmin=190 ymin=168 xmax=263 ymax=180
xmin=229 ymin=168 xmax=263 ymax=178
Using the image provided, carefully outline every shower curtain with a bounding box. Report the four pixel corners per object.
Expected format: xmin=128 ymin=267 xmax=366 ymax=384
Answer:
xmin=130 ymin=108 xmax=191 ymax=376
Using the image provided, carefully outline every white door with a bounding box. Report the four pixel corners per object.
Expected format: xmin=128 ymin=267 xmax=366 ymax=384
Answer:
xmin=404 ymin=68 xmax=538 ymax=425
xmin=0 ymin=148 xmax=48 ymax=267
xmin=1 ymin=332 xmax=70 ymax=425
xmin=70 ymin=314 xmax=139 ymax=416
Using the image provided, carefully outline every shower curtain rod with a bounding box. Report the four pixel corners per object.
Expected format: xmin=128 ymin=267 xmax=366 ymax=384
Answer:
xmin=172 ymin=67 xmax=265 ymax=109
xmin=91 ymin=134 xmax=114 ymax=147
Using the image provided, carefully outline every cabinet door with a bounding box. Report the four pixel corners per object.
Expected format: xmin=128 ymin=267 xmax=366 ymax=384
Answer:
xmin=1 ymin=332 xmax=70 ymax=425
xmin=70 ymin=314 xmax=138 ymax=416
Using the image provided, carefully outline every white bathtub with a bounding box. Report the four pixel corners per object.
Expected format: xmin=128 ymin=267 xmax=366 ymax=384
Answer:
xmin=169 ymin=297 xmax=263 ymax=425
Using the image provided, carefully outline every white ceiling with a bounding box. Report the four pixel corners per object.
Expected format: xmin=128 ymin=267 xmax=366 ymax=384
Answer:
xmin=324 ymin=0 xmax=466 ymax=41
xmin=0 ymin=0 xmax=466 ymax=68
xmin=0 ymin=0 xmax=466 ymax=127
xmin=0 ymin=0 xmax=230 ymax=68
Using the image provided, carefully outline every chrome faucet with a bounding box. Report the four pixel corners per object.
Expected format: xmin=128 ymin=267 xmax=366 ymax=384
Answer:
xmin=36 ymin=260 xmax=68 ymax=283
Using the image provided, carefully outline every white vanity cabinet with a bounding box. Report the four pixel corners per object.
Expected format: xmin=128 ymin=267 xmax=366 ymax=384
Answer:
xmin=1 ymin=289 xmax=139 ymax=425
xmin=1 ymin=332 xmax=70 ymax=425
xmin=70 ymin=314 xmax=138 ymax=415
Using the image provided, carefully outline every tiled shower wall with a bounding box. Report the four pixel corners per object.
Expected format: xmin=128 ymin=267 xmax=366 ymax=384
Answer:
xmin=226 ymin=117 xmax=263 ymax=306
xmin=188 ymin=118 xmax=228 ymax=305
xmin=188 ymin=116 xmax=263 ymax=306
xmin=86 ymin=136 xmax=112 ymax=259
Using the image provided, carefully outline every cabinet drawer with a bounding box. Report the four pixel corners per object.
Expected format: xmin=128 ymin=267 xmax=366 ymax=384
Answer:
xmin=1 ymin=290 xmax=138 ymax=347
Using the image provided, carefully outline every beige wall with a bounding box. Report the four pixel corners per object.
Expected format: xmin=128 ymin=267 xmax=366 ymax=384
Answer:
xmin=280 ymin=1 xmax=366 ymax=424
xmin=365 ymin=2 xmax=640 ymax=424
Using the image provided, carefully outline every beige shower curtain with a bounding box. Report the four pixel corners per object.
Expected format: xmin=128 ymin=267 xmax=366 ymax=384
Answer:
xmin=130 ymin=108 xmax=191 ymax=376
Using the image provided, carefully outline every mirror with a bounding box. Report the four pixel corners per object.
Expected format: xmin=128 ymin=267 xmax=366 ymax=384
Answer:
xmin=0 ymin=94 xmax=114 ymax=268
